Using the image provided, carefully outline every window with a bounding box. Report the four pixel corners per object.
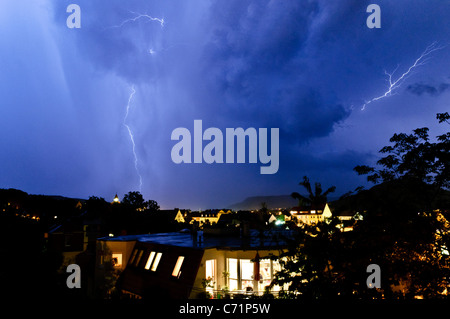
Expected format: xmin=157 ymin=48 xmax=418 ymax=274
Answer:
xmin=226 ymin=257 xmax=286 ymax=293
xmin=240 ymin=259 xmax=254 ymax=290
xmin=228 ymin=258 xmax=255 ymax=291
xmin=205 ymin=259 xmax=216 ymax=281
xmin=172 ymin=256 xmax=185 ymax=278
xmin=144 ymin=251 xmax=162 ymax=271
xmin=227 ymin=258 xmax=238 ymax=291
xmin=205 ymin=259 xmax=216 ymax=292
xmin=135 ymin=250 xmax=144 ymax=266
xmin=151 ymin=252 xmax=162 ymax=271
xmin=129 ymin=249 xmax=138 ymax=265
xmin=271 ymin=259 xmax=289 ymax=292
xmin=258 ymin=259 xmax=271 ymax=291
xmin=145 ymin=251 xmax=156 ymax=270
xmin=112 ymin=253 xmax=122 ymax=268
xmin=64 ymin=234 xmax=72 ymax=247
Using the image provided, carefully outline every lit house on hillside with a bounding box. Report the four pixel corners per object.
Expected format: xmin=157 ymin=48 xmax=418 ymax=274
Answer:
xmin=95 ymin=230 xmax=291 ymax=299
xmin=188 ymin=209 xmax=232 ymax=226
xmin=289 ymin=203 xmax=333 ymax=225
xmin=289 ymin=203 xmax=356 ymax=231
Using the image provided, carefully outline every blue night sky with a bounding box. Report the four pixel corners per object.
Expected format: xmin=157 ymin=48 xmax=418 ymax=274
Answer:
xmin=0 ymin=0 xmax=449 ymax=209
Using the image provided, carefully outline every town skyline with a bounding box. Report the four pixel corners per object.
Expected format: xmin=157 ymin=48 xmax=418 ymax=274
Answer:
xmin=1 ymin=0 xmax=449 ymax=209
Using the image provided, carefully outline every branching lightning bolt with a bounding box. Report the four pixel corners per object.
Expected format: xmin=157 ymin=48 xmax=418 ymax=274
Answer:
xmin=361 ymin=42 xmax=445 ymax=110
xmin=107 ymin=12 xmax=165 ymax=193
xmin=123 ymin=85 xmax=143 ymax=192
xmin=110 ymin=11 xmax=164 ymax=29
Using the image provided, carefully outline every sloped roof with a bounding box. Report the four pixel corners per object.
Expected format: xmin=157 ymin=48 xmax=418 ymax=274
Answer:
xmin=119 ymin=242 xmax=204 ymax=299
xmin=111 ymin=229 xmax=293 ymax=298
xmin=290 ymin=203 xmax=327 ymax=214
xmin=99 ymin=229 xmax=292 ymax=250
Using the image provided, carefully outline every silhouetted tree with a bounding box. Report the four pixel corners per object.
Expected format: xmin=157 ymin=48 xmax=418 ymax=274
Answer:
xmin=86 ymin=196 xmax=110 ymax=219
xmin=291 ymin=176 xmax=336 ymax=206
xmin=122 ymin=191 xmax=145 ymax=210
xmin=273 ymin=114 xmax=450 ymax=300
xmin=349 ymin=113 xmax=450 ymax=299
xmin=354 ymin=112 xmax=449 ymax=191
xmin=144 ymin=199 xmax=160 ymax=212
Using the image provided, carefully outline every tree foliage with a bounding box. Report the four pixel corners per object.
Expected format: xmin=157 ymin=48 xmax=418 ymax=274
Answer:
xmin=85 ymin=191 xmax=162 ymax=235
xmin=122 ymin=191 xmax=146 ymax=210
xmin=291 ymin=176 xmax=336 ymax=207
xmin=354 ymin=112 xmax=449 ymax=190
xmin=273 ymin=113 xmax=450 ymax=300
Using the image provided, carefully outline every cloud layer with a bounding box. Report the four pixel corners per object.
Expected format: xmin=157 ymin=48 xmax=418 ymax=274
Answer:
xmin=0 ymin=0 xmax=449 ymax=208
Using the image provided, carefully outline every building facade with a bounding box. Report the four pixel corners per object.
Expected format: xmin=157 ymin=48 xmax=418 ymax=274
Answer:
xmin=289 ymin=203 xmax=333 ymax=225
xmin=95 ymin=230 xmax=290 ymax=299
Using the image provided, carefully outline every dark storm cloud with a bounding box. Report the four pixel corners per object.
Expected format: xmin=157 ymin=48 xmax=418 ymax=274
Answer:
xmin=2 ymin=0 xmax=449 ymax=208
xmin=201 ymin=0 xmax=351 ymax=142
xmin=52 ymin=0 xmax=174 ymax=84
xmin=406 ymin=82 xmax=450 ymax=97
xmin=66 ymin=0 xmax=353 ymax=147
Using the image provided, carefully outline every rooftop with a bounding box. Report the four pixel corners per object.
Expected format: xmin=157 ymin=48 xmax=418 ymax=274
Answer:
xmin=99 ymin=229 xmax=293 ymax=250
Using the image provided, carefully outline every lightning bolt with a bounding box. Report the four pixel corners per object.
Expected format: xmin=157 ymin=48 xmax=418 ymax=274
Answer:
xmin=109 ymin=11 xmax=164 ymax=29
xmin=361 ymin=42 xmax=445 ymax=110
xmin=105 ymin=11 xmax=173 ymax=57
xmin=105 ymin=11 xmax=165 ymax=192
xmin=123 ymin=85 xmax=143 ymax=192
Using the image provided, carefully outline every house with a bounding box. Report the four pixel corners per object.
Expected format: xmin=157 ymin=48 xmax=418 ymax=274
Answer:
xmin=289 ymin=203 xmax=333 ymax=225
xmin=95 ymin=229 xmax=292 ymax=299
xmin=188 ymin=209 xmax=232 ymax=226
xmin=174 ymin=209 xmax=186 ymax=223
xmin=289 ymin=203 xmax=358 ymax=231
xmin=268 ymin=210 xmax=290 ymax=225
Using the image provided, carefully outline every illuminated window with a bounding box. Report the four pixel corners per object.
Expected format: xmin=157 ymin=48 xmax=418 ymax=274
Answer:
xmin=240 ymin=259 xmax=253 ymax=290
xmin=227 ymin=258 xmax=238 ymax=291
xmin=172 ymin=256 xmax=185 ymax=278
xmin=112 ymin=253 xmax=122 ymax=268
xmin=225 ymin=257 xmax=290 ymax=293
xmin=205 ymin=259 xmax=216 ymax=292
xmin=271 ymin=259 xmax=290 ymax=292
xmin=258 ymin=259 xmax=272 ymax=291
xmin=145 ymin=251 xmax=156 ymax=270
xmin=144 ymin=251 xmax=162 ymax=271
xmin=205 ymin=259 xmax=216 ymax=280
xmin=151 ymin=252 xmax=162 ymax=271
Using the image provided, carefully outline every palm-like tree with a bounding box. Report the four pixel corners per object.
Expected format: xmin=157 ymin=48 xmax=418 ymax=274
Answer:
xmin=291 ymin=176 xmax=336 ymax=207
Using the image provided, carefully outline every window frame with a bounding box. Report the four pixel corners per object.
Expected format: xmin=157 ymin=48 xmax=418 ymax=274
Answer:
xmin=172 ymin=256 xmax=185 ymax=278
xmin=151 ymin=252 xmax=162 ymax=271
xmin=129 ymin=249 xmax=138 ymax=265
xmin=145 ymin=251 xmax=156 ymax=270
xmin=112 ymin=253 xmax=123 ymax=268
xmin=134 ymin=250 xmax=144 ymax=266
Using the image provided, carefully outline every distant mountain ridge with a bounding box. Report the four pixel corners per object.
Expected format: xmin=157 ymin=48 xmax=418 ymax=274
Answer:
xmin=228 ymin=194 xmax=343 ymax=211
xmin=228 ymin=195 xmax=298 ymax=210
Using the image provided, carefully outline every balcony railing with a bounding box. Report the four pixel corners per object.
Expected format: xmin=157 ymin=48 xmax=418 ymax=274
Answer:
xmin=192 ymin=287 xmax=284 ymax=299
